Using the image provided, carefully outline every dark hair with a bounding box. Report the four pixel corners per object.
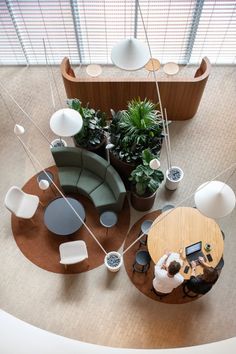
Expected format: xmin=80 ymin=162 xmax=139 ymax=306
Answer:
xmin=202 ymin=267 xmax=218 ymax=283
xmin=168 ymin=261 xmax=181 ymax=276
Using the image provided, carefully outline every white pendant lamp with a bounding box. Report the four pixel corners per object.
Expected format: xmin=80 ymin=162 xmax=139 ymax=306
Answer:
xmin=50 ymin=108 xmax=83 ymax=137
xmin=86 ymin=64 xmax=102 ymax=77
xmin=14 ymin=124 xmax=25 ymax=136
xmin=111 ymin=38 xmax=150 ymax=71
xmin=194 ymin=181 xmax=236 ymax=219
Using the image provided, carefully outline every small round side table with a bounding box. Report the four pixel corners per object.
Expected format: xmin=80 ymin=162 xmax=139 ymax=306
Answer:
xmin=100 ymin=211 xmax=118 ymax=236
xmin=145 ymin=58 xmax=161 ymax=77
xmin=163 ymin=62 xmax=179 ymax=76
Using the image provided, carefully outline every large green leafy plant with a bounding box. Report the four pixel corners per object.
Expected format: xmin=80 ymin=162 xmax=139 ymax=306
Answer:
xmin=67 ymin=99 xmax=106 ymax=148
xmin=109 ymin=98 xmax=163 ymax=164
xmin=129 ymin=149 xmax=164 ymax=196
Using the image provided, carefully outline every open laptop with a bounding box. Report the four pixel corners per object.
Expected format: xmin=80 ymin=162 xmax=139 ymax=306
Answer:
xmin=185 ymin=241 xmax=206 ymax=265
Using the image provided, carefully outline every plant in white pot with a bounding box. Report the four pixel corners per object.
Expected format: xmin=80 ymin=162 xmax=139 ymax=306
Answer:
xmin=129 ymin=149 xmax=164 ymax=211
xmin=104 ymin=251 xmax=123 ymax=272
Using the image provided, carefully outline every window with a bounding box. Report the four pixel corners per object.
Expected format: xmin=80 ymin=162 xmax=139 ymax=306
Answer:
xmin=0 ymin=0 xmax=236 ymax=65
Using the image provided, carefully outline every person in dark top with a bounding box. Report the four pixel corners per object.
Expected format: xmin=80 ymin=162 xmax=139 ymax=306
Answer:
xmin=186 ymin=257 xmax=219 ymax=295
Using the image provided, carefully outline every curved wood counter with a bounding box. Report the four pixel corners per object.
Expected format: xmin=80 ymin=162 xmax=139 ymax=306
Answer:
xmin=61 ymin=57 xmax=211 ymax=120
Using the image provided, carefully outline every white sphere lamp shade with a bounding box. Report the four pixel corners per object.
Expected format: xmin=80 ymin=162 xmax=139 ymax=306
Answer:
xmin=111 ymin=38 xmax=150 ymax=71
xmin=14 ymin=124 xmax=25 ymax=136
xmin=194 ymin=181 xmax=236 ymax=219
xmin=149 ymin=159 xmax=160 ymax=170
xmin=86 ymin=64 xmax=102 ymax=77
xmin=50 ymin=108 xmax=83 ymax=137
xmin=38 ymin=179 xmax=50 ymax=190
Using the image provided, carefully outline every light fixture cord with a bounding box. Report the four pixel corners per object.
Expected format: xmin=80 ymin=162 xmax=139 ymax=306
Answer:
xmin=136 ymin=0 xmax=171 ymax=169
xmin=123 ymin=160 xmax=236 ymax=255
xmin=42 ymin=38 xmax=56 ymax=111
xmin=219 ymin=165 xmax=236 ymax=193
xmin=15 ymin=135 xmax=107 ymax=255
xmin=0 ymin=82 xmax=53 ymax=146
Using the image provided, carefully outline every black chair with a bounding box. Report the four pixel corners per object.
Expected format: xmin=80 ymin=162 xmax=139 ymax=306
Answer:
xmin=221 ymin=230 xmax=225 ymax=240
xmin=133 ymin=250 xmax=151 ymax=274
xmin=162 ymin=204 xmax=175 ymax=212
xmin=182 ymin=283 xmax=199 ymax=298
xmin=151 ymin=286 xmax=170 ymax=300
xmin=138 ymin=220 xmax=153 ymax=248
xmin=215 ymin=257 xmax=224 ymax=272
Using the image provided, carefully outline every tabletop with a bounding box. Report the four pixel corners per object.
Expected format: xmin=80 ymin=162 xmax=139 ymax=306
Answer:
xmin=44 ymin=197 xmax=85 ymax=236
xmin=147 ymin=207 xmax=224 ymax=279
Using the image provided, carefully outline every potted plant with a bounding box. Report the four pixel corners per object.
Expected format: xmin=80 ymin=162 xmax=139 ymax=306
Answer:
xmin=67 ymin=98 xmax=106 ymax=157
xmin=129 ymin=149 xmax=164 ymax=211
xmin=165 ymin=166 xmax=184 ymax=190
xmin=104 ymin=251 xmax=123 ymax=272
xmin=109 ymin=98 xmax=164 ymax=185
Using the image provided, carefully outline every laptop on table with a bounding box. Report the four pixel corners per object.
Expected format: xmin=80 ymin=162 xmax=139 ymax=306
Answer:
xmin=185 ymin=241 xmax=206 ymax=265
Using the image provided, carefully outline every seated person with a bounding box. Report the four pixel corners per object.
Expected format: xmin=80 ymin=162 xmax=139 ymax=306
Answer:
xmin=186 ymin=257 xmax=219 ymax=295
xmin=153 ymin=251 xmax=184 ymax=294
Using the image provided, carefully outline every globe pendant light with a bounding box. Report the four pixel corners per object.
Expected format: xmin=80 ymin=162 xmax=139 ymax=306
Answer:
xmin=50 ymin=108 xmax=83 ymax=137
xmin=194 ymin=181 xmax=236 ymax=219
xmin=38 ymin=179 xmax=50 ymax=190
xmin=111 ymin=38 xmax=150 ymax=71
xmin=149 ymin=158 xmax=160 ymax=170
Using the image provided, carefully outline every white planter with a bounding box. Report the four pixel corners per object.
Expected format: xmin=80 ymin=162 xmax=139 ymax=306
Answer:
xmin=104 ymin=251 xmax=123 ymax=272
xmin=165 ymin=166 xmax=184 ymax=191
xmin=50 ymin=139 xmax=67 ymax=148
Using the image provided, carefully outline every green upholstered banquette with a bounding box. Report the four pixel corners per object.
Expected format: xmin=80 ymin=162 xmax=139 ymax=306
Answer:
xmin=51 ymin=147 xmax=126 ymax=213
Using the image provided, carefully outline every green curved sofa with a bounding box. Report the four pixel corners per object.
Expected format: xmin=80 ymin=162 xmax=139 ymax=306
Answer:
xmin=51 ymin=147 xmax=126 ymax=213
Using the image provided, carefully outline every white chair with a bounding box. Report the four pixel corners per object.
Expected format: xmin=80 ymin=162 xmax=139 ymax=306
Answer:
xmin=59 ymin=240 xmax=88 ymax=266
xmin=4 ymin=186 xmax=39 ymax=219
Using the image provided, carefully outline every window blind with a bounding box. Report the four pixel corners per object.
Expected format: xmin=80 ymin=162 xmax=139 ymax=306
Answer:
xmin=0 ymin=1 xmax=26 ymax=64
xmin=0 ymin=0 xmax=236 ymax=65
xmin=73 ymin=0 xmax=135 ymax=64
xmin=6 ymin=0 xmax=80 ymax=65
xmin=190 ymin=0 xmax=236 ymax=64
xmin=136 ymin=0 xmax=196 ymax=64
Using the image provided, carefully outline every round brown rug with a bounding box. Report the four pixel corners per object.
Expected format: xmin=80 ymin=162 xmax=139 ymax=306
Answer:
xmin=12 ymin=166 xmax=130 ymax=274
xmin=123 ymin=211 xmax=201 ymax=304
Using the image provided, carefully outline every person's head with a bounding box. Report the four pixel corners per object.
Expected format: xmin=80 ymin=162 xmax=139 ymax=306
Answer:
xmin=202 ymin=267 xmax=218 ymax=283
xmin=168 ymin=261 xmax=181 ymax=276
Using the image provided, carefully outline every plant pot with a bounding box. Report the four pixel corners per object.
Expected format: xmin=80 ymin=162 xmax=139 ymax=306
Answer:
xmin=165 ymin=166 xmax=184 ymax=191
xmin=130 ymin=191 xmax=156 ymax=211
xmin=73 ymin=136 xmax=106 ymax=158
xmin=104 ymin=251 xmax=123 ymax=272
xmin=109 ymin=152 xmax=137 ymax=189
xmin=50 ymin=138 xmax=67 ymax=148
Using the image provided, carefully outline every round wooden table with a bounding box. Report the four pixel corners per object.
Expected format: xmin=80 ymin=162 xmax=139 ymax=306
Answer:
xmin=147 ymin=207 xmax=224 ymax=279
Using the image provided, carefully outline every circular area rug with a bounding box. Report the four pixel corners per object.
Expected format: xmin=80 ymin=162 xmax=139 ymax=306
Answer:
xmin=123 ymin=211 xmax=200 ymax=304
xmin=11 ymin=166 xmax=130 ymax=274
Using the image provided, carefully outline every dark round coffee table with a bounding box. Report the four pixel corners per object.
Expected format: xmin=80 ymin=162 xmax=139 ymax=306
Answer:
xmin=44 ymin=197 xmax=85 ymax=235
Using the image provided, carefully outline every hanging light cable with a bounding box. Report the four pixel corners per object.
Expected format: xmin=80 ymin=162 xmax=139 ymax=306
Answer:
xmin=14 ymin=130 xmax=108 ymax=256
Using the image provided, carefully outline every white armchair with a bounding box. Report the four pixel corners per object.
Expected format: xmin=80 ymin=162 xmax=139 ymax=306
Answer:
xmin=59 ymin=240 xmax=88 ymax=266
xmin=4 ymin=186 xmax=39 ymax=219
